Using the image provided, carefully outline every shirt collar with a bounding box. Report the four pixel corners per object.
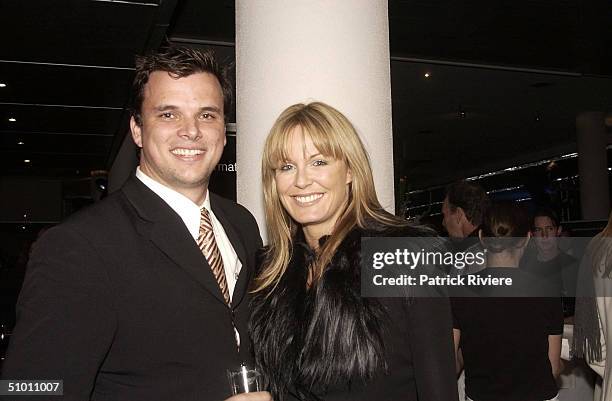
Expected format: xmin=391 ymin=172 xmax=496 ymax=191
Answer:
xmin=135 ymin=167 xmax=208 ymax=239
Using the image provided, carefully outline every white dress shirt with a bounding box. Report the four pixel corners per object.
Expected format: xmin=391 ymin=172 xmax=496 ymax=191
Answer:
xmin=135 ymin=167 xmax=242 ymax=300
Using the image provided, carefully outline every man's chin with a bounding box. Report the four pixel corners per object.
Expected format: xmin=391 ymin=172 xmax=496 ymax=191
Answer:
xmin=173 ymin=172 xmax=211 ymax=186
xmin=536 ymin=244 xmax=556 ymax=253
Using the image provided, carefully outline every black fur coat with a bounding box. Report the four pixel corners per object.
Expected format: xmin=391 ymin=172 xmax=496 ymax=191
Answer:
xmin=250 ymin=223 xmax=441 ymax=401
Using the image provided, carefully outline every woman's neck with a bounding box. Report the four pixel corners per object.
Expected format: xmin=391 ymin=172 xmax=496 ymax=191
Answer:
xmin=303 ymin=227 xmax=326 ymax=251
xmin=486 ymin=251 xmax=521 ymax=268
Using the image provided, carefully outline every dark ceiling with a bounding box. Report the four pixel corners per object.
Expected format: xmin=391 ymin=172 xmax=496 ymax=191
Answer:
xmin=1 ymin=0 xmax=611 ymax=190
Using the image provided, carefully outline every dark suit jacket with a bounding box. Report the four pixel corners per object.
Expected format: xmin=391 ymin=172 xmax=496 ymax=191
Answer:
xmin=1 ymin=175 xmax=262 ymax=401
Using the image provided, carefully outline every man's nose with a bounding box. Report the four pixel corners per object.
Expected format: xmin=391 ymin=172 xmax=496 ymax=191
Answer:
xmin=179 ymin=118 xmax=200 ymax=140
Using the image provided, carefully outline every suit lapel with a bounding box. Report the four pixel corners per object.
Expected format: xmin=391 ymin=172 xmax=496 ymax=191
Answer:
xmin=148 ymin=223 xmax=229 ymax=306
xmin=122 ymin=176 xmax=228 ymax=306
xmin=209 ymin=194 xmax=250 ymax=308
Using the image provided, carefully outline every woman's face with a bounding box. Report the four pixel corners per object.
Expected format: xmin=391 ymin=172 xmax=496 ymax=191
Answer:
xmin=274 ymin=126 xmax=352 ymax=239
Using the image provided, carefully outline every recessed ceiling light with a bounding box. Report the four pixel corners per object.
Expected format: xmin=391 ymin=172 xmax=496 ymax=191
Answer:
xmin=0 ymin=83 xmax=6 ymax=88
xmin=17 ymin=141 xmax=24 ymax=145
xmin=424 ymin=73 xmax=431 ymax=78
xmin=8 ymin=118 xmax=16 ymax=122
xmin=24 ymin=159 xmax=31 ymax=163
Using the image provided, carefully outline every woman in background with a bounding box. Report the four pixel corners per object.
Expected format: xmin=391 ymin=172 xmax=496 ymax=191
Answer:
xmin=574 ymin=211 xmax=612 ymax=401
xmin=250 ymin=102 xmax=458 ymax=401
xmin=452 ymin=201 xmax=563 ymax=401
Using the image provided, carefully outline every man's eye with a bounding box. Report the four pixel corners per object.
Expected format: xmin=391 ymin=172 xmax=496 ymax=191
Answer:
xmin=201 ymin=113 xmax=214 ymax=120
xmin=160 ymin=112 xmax=175 ymax=119
xmin=312 ymin=159 xmax=328 ymax=166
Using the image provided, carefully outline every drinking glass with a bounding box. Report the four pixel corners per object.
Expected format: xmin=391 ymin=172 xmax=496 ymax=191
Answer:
xmin=227 ymin=364 xmax=262 ymax=395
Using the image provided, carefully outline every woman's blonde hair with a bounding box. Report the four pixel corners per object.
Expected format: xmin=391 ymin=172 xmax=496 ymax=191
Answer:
xmin=601 ymin=210 xmax=612 ymax=238
xmin=254 ymin=101 xmax=407 ymax=292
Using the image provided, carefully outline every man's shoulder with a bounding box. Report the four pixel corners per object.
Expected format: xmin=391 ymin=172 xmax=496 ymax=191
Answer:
xmin=53 ymin=191 xmax=131 ymax=237
xmin=27 ymin=193 xmax=130 ymax=260
xmin=210 ymin=193 xmax=257 ymax=225
xmin=209 ymin=193 xmax=262 ymax=251
xmin=72 ymin=189 xmax=126 ymax=217
xmin=557 ymin=250 xmax=577 ymax=264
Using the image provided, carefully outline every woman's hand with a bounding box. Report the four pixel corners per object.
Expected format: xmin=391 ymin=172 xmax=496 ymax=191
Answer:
xmin=224 ymin=391 xmax=273 ymax=401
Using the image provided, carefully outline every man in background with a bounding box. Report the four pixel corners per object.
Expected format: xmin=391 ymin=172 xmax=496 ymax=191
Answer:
xmin=442 ymin=180 xmax=490 ymax=274
xmin=525 ymin=207 xmax=578 ymax=320
xmin=442 ymin=180 xmax=489 ymax=401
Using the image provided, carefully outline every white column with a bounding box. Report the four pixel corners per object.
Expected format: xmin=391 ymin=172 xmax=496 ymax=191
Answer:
xmin=235 ymin=0 xmax=394 ymax=238
xmin=576 ymin=111 xmax=610 ymax=220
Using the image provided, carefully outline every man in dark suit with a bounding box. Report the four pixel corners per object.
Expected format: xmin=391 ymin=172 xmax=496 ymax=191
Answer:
xmin=1 ymin=46 xmax=271 ymax=401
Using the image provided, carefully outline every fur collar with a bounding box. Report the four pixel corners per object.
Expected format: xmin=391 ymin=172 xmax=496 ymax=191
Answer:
xmin=251 ymin=224 xmax=427 ymax=400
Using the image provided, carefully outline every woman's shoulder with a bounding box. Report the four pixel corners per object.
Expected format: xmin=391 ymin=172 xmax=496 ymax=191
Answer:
xmin=357 ymin=220 xmax=446 ymax=261
xmin=361 ymin=219 xmax=439 ymax=239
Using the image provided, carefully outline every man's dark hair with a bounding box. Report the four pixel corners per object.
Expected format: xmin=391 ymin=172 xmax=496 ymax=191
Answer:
xmin=445 ymin=180 xmax=489 ymax=226
xmin=130 ymin=45 xmax=233 ymax=126
xmin=533 ymin=206 xmax=560 ymax=227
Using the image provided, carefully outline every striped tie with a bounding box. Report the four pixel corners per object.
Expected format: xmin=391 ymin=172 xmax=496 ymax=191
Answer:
xmin=197 ymin=207 xmax=230 ymax=304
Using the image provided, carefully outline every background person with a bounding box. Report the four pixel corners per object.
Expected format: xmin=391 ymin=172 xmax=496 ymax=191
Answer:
xmin=452 ymin=201 xmax=563 ymax=401
xmin=523 ymin=207 xmax=578 ymax=321
xmin=443 ymin=180 xmax=490 ymax=401
xmin=442 ymin=181 xmax=489 ymax=243
xmin=574 ymin=210 xmax=612 ymax=401
xmin=250 ymin=102 xmax=458 ymax=401
xmin=442 ymin=180 xmax=489 ymax=275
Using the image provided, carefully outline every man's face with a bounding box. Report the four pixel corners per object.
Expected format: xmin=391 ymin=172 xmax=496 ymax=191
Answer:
xmin=130 ymin=71 xmax=226 ymax=202
xmin=533 ymin=216 xmax=561 ymax=253
xmin=442 ymin=197 xmax=465 ymax=238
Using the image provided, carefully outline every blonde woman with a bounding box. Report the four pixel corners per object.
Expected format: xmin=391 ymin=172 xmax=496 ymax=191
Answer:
xmin=250 ymin=102 xmax=458 ymax=401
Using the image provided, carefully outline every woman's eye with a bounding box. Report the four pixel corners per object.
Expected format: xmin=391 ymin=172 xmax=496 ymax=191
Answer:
xmin=279 ymin=164 xmax=294 ymax=171
xmin=312 ymin=159 xmax=328 ymax=166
